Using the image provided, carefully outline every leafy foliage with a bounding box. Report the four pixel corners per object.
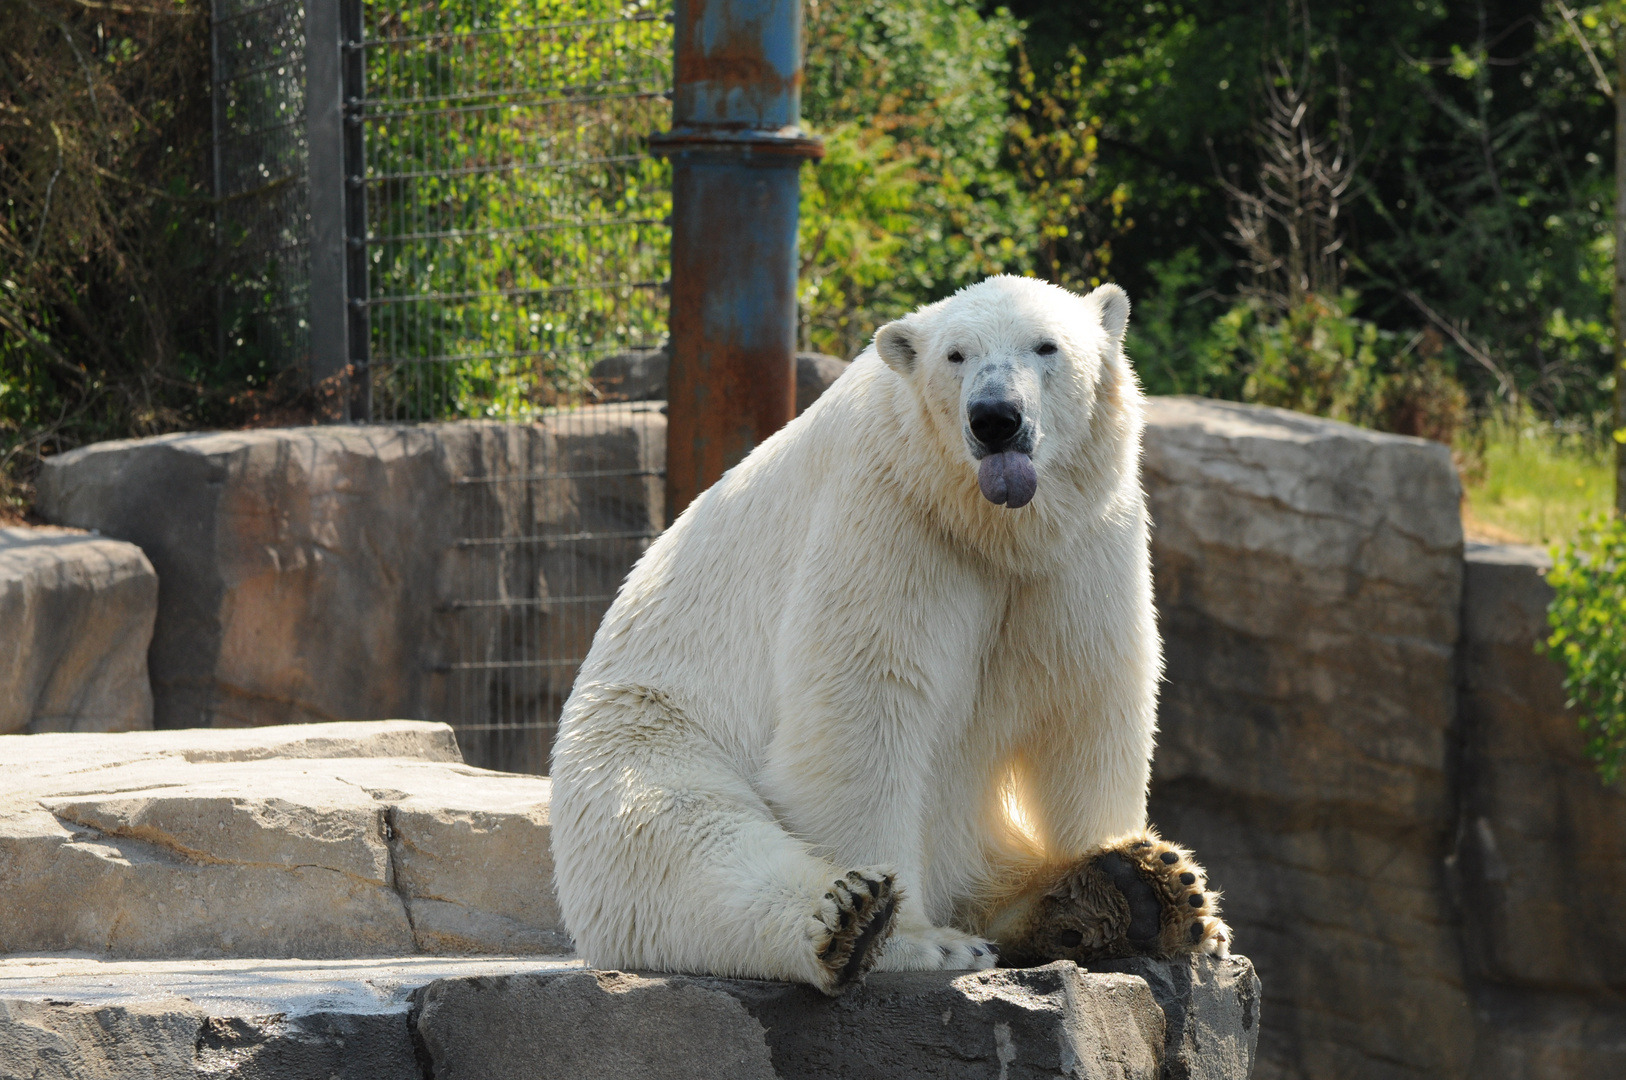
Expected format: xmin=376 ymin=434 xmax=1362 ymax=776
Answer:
xmin=1546 ymin=512 xmax=1626 ymax=784
xmin=1 ymin=0 xmax=218 ymax=519
xmin=357 ymin=0 xmax=672 ymax=419
xmin=799 ymin=0 xmax=1034 ymax=358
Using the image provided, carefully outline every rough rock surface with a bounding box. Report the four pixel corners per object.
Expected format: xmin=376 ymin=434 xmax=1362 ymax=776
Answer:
xmin=0 ymin=954 xmax=1256 ymax=1080
xmin=0 ymin=954 xmax=576 ymax=1080
xmin=590 ymin=347 xmax=849 ymax=415
xmin=1142 ymin=398 xmax=1470 ymax=1080
xmin=34 ymin=413 xmax=664 ymax=771
xmin=1456 ymin=543 xmax=1626 ymax=1077
xmin=0 ymin=526 xmax=156 ymax=735
xmin=0 ymin=721 xmax=566 ymax=958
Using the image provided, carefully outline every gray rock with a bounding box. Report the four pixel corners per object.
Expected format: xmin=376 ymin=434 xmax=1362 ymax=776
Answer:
xmin=588 ymin=348 xmax=849 ymax=416
xmin=0 ymin=526 xmax=156 ymax=735
xmin=1457 ymin=542 xmax=1626 ymax=1074
xmin=795 ymin=352 xmax=850 ymax=415
xmin=34 ymin=411 xmax=665 ymax=771
xmin=591 ymin=347 xmax=670 ymax=402
xmin=0 ymin=954 xmax=1256 ymax=1080
xmin=0 ymin=997 xmax=420 ymax=1080
xmin=0 ymin=954 xmax=576 ymax=1080
xmin=0 ymin=721 xmax=566 ymax=959
xmin=1142 ymin=398 xmax=1472 ymax=1080
xmin=410 ymin=958 xmax=1258 ymax=1080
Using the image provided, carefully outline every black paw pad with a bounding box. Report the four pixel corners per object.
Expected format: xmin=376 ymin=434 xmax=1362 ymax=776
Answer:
xmin=1099 ymin=852 xmax=1162 ymax=948
xmin=1160 ymin=851 xmax=1179 ymax=865
xmin=1179 ymin=872 xmax=1196 ymax=886
xmin=1190 ymin=922 xmax=1205 ymax=943
xmin=1188 ymin=894 xmax=1204 ymax=908
xmin=1058 ymin=929 xmax=1083 ymax=948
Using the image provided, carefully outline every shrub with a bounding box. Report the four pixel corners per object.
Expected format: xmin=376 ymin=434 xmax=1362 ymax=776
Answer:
xmin=1545 ymin=512 xmax=1626 ymax=784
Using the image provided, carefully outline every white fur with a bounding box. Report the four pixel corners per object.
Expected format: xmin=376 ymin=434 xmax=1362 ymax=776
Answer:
xmin=550 ymin=276 xmax=1159 ymax=988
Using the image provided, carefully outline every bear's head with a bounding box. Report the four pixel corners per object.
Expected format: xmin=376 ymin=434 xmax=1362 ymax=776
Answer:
xmin=871 ymin=276 xmax=1136 ymax=514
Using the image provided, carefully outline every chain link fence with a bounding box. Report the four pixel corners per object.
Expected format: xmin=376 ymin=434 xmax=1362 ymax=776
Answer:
xmin=213 ymin=0 xmax=673 ymax=771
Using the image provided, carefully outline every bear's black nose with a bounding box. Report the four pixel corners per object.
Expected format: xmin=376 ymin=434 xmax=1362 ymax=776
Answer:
xmin=968 ymin=400 xmax=1023 ymax=450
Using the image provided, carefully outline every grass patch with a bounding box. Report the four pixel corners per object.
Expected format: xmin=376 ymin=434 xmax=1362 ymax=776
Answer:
xmin=1459 ymin=415 xmax=1614 ymax=546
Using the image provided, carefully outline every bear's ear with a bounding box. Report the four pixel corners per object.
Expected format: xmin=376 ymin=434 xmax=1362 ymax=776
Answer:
xmin=874 ymin=320 xmax=918 ymax=374
xmin=1088 ymin=283 xmax=1130 ymax=346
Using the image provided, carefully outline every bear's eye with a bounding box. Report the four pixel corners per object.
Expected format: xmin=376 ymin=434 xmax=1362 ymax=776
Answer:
xmin=947 ymin=350 xmax=965 ymax=364
xmin=1036 ymin=342 xmax=1058 ymax=356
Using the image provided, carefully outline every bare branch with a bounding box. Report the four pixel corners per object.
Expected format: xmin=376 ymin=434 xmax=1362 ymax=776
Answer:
xmin=1554 ymin=0 xmax=1615 ymax=98
xmin=1402 ymin=289 xmax=1515 ymax=399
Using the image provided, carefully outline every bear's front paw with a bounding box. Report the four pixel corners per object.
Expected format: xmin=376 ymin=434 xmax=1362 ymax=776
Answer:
xmin=811 ymin=869 xmax=898 ymax=993
xmin=992 ymin=830 xmax=1231 ymax=966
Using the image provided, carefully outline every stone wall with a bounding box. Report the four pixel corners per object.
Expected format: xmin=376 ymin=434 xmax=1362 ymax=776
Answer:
xmin=1455 ymin=543 xmax=1626 ymax=1077
xmin=35 ymin=410 xmax=665 ymax=771
xmin=1142 ymin=399 xmax=1472 ymax=1079
xmin=1142 ymin=399 xmax=1626 ymax=1079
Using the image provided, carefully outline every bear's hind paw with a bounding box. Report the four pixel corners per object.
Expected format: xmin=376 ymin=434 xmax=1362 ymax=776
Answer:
xmin=991 ymin=830 xmax=1231 ymax=966
xmin=812 ymin=869 xmax=898 ymax=993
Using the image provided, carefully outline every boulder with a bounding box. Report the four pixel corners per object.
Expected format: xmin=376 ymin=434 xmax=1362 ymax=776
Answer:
xmin=0 ymin=721 xmax=567 ymax=958
xmin=0 ymin=525 xmax=156 ymax=735
xmin=588 ymin=348 xmax=849 ymax=416
xmin=34 ymin=412 xmax=664 ymax=771
xmin=1456 ymin=542 xmax=1626 ymax=1076
xmin=795 ymin=352 xmax=850 ymax=415
xmin=591 ymin=347 xmax=670 ymax=402
xmin=1142 ymin=398 xmax=1472 ymax=1079
xmin=0 ymin=954 xmax=1257 ymax=1080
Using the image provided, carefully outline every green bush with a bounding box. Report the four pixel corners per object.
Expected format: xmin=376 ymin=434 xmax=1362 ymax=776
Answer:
xmin=1545 ymin=513 xmax=1626 ymax=785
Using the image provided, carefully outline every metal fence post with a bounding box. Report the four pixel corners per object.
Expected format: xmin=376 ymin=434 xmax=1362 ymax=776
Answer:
xmin=340 ymin=0 xmax=370 ymax=421
xmin=304 ymin=0 xmax=349 ymax=420
xmin=653 ymin=0 xmax=822 ymax=520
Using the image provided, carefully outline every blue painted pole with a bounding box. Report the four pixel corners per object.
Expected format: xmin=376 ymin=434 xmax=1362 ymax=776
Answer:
xmin=652 ymin=0 xmax=822 ymax=520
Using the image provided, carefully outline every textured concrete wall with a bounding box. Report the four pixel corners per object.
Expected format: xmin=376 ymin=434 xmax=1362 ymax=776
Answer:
xmin=35 ymin=411 xmax=665 ymax=771
xmin=1456 ymin=543 xmax=1626 ymax=1078
xmin=1142 ymin=398 xmax=1472 ymax=1080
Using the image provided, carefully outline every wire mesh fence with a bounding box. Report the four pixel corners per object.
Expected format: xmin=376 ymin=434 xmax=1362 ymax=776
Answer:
xmin=212 ymin=0 xmax=312 ymax=376
xmin=212 ymin=0 xmax=673 ymax=772
xmin=360 ymin=1 xmax=672 ymax=420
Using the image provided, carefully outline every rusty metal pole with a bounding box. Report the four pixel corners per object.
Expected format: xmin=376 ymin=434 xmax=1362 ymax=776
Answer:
xmin=652 ymin=0 xmax=822 ymax=522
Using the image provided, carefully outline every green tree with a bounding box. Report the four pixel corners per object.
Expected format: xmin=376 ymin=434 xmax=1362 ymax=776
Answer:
xmin=800 ymin=0 xmax=1032 ymax=358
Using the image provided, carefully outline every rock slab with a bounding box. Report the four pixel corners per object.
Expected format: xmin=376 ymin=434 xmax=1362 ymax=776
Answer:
xmin=0 ymin=526 xmax=156 ymax=735
xmin=1142 ymin=398 xmax=1470 ymax=1080
xmin=0 ymin=721 xmax=566 ymax=959
xmin=0 ymin=955 xmax=1256 ymax=1080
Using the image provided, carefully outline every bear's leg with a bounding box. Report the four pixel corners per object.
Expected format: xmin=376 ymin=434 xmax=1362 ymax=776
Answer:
xmin=551 ymin=684 xmax=900 ymax=994
xmin=980 ymin=829 xmax=1231 ymax=967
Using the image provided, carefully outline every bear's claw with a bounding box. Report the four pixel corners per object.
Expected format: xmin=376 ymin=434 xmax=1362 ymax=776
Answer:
xmin=813 ymin=869 xmax=898 ymax=992
xmin=990 ymin=830 xmax=1231 ymax=966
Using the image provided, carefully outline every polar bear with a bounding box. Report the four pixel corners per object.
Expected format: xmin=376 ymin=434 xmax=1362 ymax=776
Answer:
xmin=550 ymin=276 xmax=1230 ymax=993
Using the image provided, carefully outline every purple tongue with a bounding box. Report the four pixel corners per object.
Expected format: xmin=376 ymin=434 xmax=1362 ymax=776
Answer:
xmin=977 ymin=452 xmax=1038 ymax=509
